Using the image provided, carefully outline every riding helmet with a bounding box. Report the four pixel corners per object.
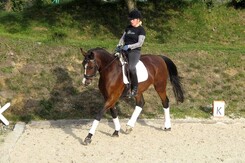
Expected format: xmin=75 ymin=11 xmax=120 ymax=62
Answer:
xmin=128 ymin=9 xmax=142 ymax=20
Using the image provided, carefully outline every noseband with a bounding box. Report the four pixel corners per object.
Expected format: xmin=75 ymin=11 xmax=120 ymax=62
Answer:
xmin=84 ymin=59 xmax=98 ymax=79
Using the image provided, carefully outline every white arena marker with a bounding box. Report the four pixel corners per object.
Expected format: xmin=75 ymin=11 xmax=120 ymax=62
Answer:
xmin=0 ymin=102 xmax=10 ymax=125
xmin=213 ymin=101 xmax=225 ymax=117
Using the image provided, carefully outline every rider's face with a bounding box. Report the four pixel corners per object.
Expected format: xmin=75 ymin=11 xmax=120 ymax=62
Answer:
xmin=130 ymin=18 xmax=140 ymax=27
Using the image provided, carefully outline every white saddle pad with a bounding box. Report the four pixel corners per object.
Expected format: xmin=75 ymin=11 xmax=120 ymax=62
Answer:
xmin=120 ymin=59 xmax=148 ymax=84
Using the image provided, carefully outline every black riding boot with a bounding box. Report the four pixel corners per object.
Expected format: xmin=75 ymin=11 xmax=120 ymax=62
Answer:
xmin=129 ymin=72 xmax=138 ymax=98
xmin=131 ymin=85 xmax=138 ymax=97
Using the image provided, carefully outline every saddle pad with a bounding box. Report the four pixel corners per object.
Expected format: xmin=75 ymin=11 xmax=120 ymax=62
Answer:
xmin=122 ymin=61 xmax=148 ymax=84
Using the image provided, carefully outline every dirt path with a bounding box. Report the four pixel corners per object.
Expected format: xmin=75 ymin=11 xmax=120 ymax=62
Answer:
xmin=1 ymin=118 xmax=245 ymax=163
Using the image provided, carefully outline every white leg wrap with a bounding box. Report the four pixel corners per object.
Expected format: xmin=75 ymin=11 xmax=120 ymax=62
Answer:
xmin=89 ymin=120 xmax=99 ymax=135
xmin=82 ymin=78 xmax=86 ymax=85
xmin=113 ymin=117 xmax=121 ymax=131
xmin=127 ymin=106 xmax=142 ymax=127
xmin=164 ymin=107 xmax=171 ymax=129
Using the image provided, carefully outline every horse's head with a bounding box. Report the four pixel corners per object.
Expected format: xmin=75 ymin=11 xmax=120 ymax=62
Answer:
xmin=81 ymin=48 xmax=98 ymax=86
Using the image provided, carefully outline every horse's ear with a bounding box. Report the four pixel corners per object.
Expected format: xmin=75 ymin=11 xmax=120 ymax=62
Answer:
xmin=80 ymin=48 xmax=86 ymax=57
xmin=89 ymin=52 xmax=95 ymax=60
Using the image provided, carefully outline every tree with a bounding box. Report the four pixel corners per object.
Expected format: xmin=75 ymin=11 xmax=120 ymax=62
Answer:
xmin=2 ymin=0 xmax=12 ymax=11
xmin=231 ymin=0 xmax=245 ymax=8
xmin=125 ymin=0 xmax=136 ymax=12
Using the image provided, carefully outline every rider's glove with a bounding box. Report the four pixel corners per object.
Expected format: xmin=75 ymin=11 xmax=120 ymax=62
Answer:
xmin=115 ymin=45 xmax=122 ymax=52
xmin=114 ymin=52 xmax=120 ymax=57
xmin=123 ymin=45 xmax=129 ymax=51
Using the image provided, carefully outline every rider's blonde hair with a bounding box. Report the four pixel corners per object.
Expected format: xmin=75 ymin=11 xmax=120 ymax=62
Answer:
xmin=139 ymin=20 xmax=142 ymax=26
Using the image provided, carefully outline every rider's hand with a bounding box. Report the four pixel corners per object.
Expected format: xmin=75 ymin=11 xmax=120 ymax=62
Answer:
xmin=115 ymin=45 xmax=122 ymax=52
xmin=123 ymin=45 xmax=129 ymax=51
xmin=114 ymin=52 xmax=120 ymax=57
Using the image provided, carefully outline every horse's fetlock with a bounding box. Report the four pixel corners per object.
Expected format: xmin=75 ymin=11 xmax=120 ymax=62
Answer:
xmin=112 ymin=130 xmax=119 ymax=137
xmin=125 ymin=125 xmax=133 ymax=134
xmin=83 ymin=137 xmax=92 ymax=145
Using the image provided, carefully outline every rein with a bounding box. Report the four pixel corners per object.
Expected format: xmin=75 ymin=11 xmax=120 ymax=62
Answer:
xmin=84 ymin=55 xmax=119 ymax=79
xmin=99 ymin=56 xmax=118 ymax=73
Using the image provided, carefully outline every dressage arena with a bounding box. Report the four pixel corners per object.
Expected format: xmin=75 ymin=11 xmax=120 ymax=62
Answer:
xmin=1 ymin=118 xmax=245 ymax=163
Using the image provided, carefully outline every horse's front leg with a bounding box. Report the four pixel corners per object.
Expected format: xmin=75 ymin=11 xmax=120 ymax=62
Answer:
xmin=126 ymin=94 xmax=145 ymax=134
xmin=110 ymin=107 xmax=121 ymax=137
xmin=83 ymin=108 xmax=105 ymax=145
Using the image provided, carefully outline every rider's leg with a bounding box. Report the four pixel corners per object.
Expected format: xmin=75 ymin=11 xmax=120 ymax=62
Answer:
xmin=128 ymin=50 xmax=141 ymax=97
xmin=130 ymin=70 xmax=138 ymax=96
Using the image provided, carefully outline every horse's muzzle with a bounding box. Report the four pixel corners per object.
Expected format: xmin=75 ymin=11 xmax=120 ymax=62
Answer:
xmin=82 ymin=77 xmax=92 ymax=86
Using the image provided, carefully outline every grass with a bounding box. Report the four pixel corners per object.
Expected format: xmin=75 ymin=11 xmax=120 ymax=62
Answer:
xmin=0 ymin=0 xmax=244 ymax=123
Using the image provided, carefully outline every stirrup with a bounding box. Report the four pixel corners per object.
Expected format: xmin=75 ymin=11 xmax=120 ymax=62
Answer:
xmin=127 ymin=88 xmax=137 ymax=98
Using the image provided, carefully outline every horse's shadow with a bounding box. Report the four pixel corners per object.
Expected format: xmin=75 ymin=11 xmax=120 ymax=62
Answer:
xmin=24 ymin=66 xmax=164 ymax=143
xmin=138 ymin=120 xmax=164 ymax=131
xmin=63 ymin=127 xmax=84 ymax=143
xmin=47 ymin=120 xmax=85 ymax=144
xmin=98 ymin=119 xmax=165 ymax=138
xmin=29 ymin=67 xmax=133 ymax=142
xmin=36 ymin=67 xmax=104 ymax=119
xmin=22 ymin=67 xmax=99 ymax=143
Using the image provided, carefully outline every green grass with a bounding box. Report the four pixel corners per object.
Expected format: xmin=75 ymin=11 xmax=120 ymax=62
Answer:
xmin=0 ymin=1 xmax=244 ymax=122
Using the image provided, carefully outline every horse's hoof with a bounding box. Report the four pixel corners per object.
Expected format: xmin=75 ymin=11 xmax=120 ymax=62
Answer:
xmin=112 ymin=130 xmax=119 ymax=137
xmin=125 ymin=126 xmax=133 ymax=134
xmin=83 ymin=137 xmax=92 ymax=145
xmin=164 ymin=127 xmax=171 ymax=131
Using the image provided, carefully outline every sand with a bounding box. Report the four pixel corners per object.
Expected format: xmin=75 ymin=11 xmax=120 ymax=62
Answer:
xmin=2 ymin=118 xmax=245 ymax=163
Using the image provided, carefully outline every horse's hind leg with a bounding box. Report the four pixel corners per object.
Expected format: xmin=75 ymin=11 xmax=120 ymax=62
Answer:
xmin=163 ymin=97 xmax=171 ymax=130
xmin=126 ymin=94 xmax=145 ymax=133
xmin=110 ymin=107 xmax=121 ymax=137
xmin=154 ymin=85 xmax=171 ymax=131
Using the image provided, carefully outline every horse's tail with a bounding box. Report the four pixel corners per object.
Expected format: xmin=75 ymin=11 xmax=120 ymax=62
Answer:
xmin=161 ymin=56 xmax=184 ymax=103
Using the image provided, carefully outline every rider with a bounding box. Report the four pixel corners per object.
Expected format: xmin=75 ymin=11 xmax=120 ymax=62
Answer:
xmin=116 ymin=9 xmax=146 ymax=97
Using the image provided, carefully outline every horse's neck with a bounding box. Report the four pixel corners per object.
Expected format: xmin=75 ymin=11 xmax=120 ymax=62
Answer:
xmin=98 ymin=55 xmax=122 ymax=75
xmin=96 ymin=54 xmax=118 ymax=72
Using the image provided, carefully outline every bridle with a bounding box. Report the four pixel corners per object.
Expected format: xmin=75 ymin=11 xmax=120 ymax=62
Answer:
xmin=83 ymin=59 xmax=98 ymax=79
xmin=83 ymin=54 xmax=118 ymax=80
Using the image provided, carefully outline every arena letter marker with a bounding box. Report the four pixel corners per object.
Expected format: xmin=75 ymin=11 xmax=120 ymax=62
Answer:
xmin=213 ymin=101 xmax=225 ymax=117
xmin=0 ymin=102 xmax=10 ymax=125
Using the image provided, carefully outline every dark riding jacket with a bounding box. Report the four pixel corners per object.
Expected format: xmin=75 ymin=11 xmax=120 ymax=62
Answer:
xmin=118 ymin=25 xmax=146 ymax=51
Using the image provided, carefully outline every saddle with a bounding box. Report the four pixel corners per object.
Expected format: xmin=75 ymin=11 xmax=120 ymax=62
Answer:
xmin=116 ymin=52 xmax=148 ymax=96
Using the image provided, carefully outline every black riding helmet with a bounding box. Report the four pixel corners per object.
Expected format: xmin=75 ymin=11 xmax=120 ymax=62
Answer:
xmin=128 ymin=9 xmax=142 ymax=20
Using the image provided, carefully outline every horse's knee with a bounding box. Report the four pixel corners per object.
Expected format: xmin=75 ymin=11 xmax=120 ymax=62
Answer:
xmin=163 ymin=97 xmax=169 ymax=108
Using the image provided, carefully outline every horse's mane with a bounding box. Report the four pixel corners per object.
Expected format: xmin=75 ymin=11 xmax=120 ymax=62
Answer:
xmin=85 ymin=47 xmax=116 ymax=66
xmin=88 ymin=47 xmax=104 ymax=53
xmin=88 ymin=47 xmax=113 ymax=58
xmin=88 ymin=47 xmax=109 ymax=53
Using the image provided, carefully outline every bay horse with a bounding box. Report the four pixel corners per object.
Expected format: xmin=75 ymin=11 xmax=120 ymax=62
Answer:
xmin=81 ymin=47 xmax=184 ymax=145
